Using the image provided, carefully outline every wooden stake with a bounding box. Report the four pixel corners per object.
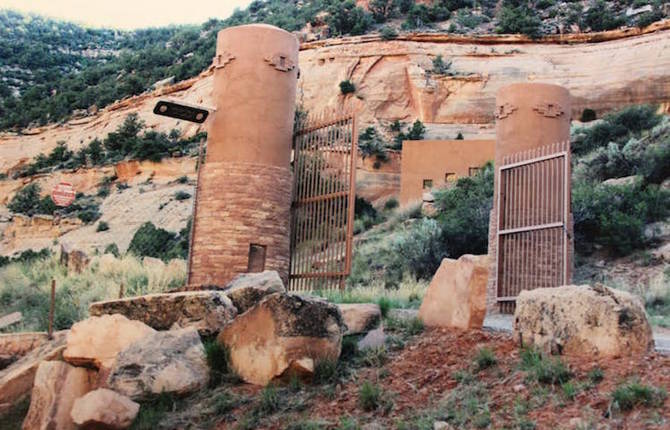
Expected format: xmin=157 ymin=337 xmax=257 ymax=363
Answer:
xmin=119 ymin=282 xmax=125 ymax=299
xmin=48 ymin=279 xmax=55 ymax=339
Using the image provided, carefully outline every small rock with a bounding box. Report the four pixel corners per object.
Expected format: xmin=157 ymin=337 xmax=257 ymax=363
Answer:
xmin=222 ymin=270 xmax=286 ymax=313
xmin=337 ymin=303 xmax=381 ymax=335
xmin=22 ymin=361 xmax=94 ymax=430
xmin=71 ymin=388 xmax=139 ymax=430
xmin=64 ymin=314 xmax=156 ymax=370
xmin=513 ymin=384 xmax=526 ymax=393
xmin=357 ymin=327 xmax=386 ymax=351
xmin=108 ymin=328 xmax=209 ymax=400
xmin=433 ymin=421 xmax=453 ymax=430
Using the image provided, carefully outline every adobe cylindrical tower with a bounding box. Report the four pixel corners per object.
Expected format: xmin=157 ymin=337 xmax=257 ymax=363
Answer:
xmin=188 ymin=24 xmax=299 ymax=287
xmin=486 ymin=83 xmax=573 ymax=314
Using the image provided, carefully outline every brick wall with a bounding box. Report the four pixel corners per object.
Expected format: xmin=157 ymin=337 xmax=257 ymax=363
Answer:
xmin=188 ymin=161 xmax=292 ymax=287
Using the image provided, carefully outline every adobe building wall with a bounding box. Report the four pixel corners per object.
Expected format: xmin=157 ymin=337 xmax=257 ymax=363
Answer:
xmin=188 ymin=24 xmax=298 ymax=287
xmin=399 ymin=140 xmax=495 ymax=207
xmin=486 ymin=83 xmax=573 ymax=314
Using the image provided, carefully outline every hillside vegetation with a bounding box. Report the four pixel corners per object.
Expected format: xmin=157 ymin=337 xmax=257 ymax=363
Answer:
xmin=1 ymin=1 xmax=668 ymax=131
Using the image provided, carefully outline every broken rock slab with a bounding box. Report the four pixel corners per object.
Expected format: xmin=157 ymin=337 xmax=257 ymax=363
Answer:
xmin=21 ymin=361 xmax=95 ymax=430
xmin=419 ymin=254 xmax=489 ymax=329
xmin=63 ymin=314 xmax=155 ymax=370
xmin=71 ymin=388 xmax=139 ymax=430
xmin=0 ymin=331 xmax=67 ymax=416
xmin=89 ymin=290 xmax=237 ymax=335
xmin=218 ymin=293 xmax=346 ymax=386
xmin=222 ymin=270 xmax=286 ymax=313
xmin=107 ymin=328 xmax=209 ymax=400
xmin=0 ymin=332 xmax=49 ymax=371
xmin=337 ymin=303 xmax=382 ymax=335
xmin=514 ymin=284 xmax=654 ymax=357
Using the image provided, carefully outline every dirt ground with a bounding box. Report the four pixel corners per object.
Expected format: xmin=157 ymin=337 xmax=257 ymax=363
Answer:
xmin=212 ymin=328 xmax=669 ymax=430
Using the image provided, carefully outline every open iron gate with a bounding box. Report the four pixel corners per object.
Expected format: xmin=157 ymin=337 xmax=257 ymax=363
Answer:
xmin=289 ymin=109 xmax=357 ymax=291
xmin=496 ymin=141 xmax=571 ymax=313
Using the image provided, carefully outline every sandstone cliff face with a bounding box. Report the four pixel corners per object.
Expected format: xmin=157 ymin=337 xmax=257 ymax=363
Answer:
xmin=0 ymin=29 xmax=669 ymax=255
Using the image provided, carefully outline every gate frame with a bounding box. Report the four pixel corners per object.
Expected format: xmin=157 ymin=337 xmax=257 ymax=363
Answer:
xmin=495 ymin=142 xmax=570 ymax=304
xmin=288 ymin=109 xmax=357 ymax=291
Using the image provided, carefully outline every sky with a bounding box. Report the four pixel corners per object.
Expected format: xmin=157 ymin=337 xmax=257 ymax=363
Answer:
xmin=0 ymin=0 xmax=254 ymax=29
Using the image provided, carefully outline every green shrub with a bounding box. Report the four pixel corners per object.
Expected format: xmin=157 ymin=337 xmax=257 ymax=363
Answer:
xmin=362 ymin=345 xmax=388 ymax=367
xmin=474 ymin=347 xmax=497 ymax=371
xmin=519 ymin=347 xmax=572 ymax=385
xmin=176 ymin=175 xmax=189 ymax=184
xmin=580 ymin=108 xmax=597 ymax=122
xmin=496 ymin=2 xmax=542 ymax=38
xmin=358 ymin=127 xmax=388 ymax=160
xmin=431 ymin=55 xmax=451 ymax=75
xmin=204 ymin=340 xmax=233 ymax=386
xmin=380 ymin=26 xmax=398 ymax=40
xmin=313 ymin=359 xmax=338 ymax=384
xmin=7 ymin=184 xmax=57 ymax=216
xmin=358 ymin=381 xmax=384 ymax=412
xmin=377 ymin=296 xmax=392 ymax=318
xmin=572 ymin=181 xmax=670 ymax=256
xmin=384 ymin=198 xmax=399 ymax=211
xmin=127 ymin=221 xmax=188 ymax=260
xmin=257 ymin=385 xmax=280 ymax=415
xmin=587 ymin=367 xmax=604 ymax=385
xmin=583 ymin=0 xmax=624 ymax=31
xmin=96 ymin=221 xmax=109 ymax=232
xmin=611 ymin=380 xmax=667 ymax=411
xmin=433 ymin=162 xmax=494 ymax=258
xmin=339 ymin=80 xmax=356 ymax=95
xmin=174 ymin=191 xmax=191 ymax=201
xmin=327 ymin=0 xmax=373 ymax=35
xmin=104 ymin=243 xmax=120 ymax=257
xmin=456 ymin=132 xmax=464 ymax=140
xmin=444 ymin=380 xmax=491 ymax=428
xmin=130 ymin=393 xmax=176 ymax=430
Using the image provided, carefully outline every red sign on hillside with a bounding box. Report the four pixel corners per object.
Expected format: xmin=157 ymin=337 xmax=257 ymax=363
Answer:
xmin=51 ymin=182 xmax=76 ymax=207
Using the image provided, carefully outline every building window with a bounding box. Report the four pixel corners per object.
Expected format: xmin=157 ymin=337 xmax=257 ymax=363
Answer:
xmin=445 ymin=172 xmax=456 ymax=183
xmin=247 ymin=244 xmax=267 ymax=273
xmin=422 ymin=179 xmax=433 ymax=189
xmin=468 ymin=167 xmax=481 ymax=177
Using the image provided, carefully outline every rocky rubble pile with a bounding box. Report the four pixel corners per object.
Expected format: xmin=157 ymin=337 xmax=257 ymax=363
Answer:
xmin=0 ymin=270 xmax=382 ymax=429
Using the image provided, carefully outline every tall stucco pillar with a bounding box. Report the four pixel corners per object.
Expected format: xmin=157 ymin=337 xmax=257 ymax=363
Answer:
xmin=486 ymin=83 xmax=573 ymax=314
xmin=188 ymin=24 xmax=299 ymax=287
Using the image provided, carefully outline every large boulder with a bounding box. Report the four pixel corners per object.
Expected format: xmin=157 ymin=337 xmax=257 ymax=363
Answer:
xmin=419 ymin=255 xmax=489 ymax=329
xmin=514 ymin=284 xmax=654 ymax=357
xmin=63 ymin=314 xmax=155 ymax=370
xmin=21 ymin=361 xmax=95 ymax=430
xmin=0 ymin=332 xmax=66 ymax=416
xmin=222 ymin=271 xmax=286 ymax=313
xmin=218 ymin=293 xmax=346 ymax=386
xmin=0 ymin=332 xmax=48 ymax=370
xmin=89 ymin=291 xmax=237 ymax=335
xmin=107 ymin=328 xmax=209 ymax=400
xmin=337 ymin=303 xmax=382 ymax=335
xmin=71 ymin=389 xmax=139 ymax=430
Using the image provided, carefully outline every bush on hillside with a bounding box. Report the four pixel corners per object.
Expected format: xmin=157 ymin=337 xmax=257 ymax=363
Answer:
xmin=340 ymin=80 xmax=356 ymax=95
xmin=583 ymin=0 xmax=625 ymax=31
xmin=496 ymin=1 xmax=542 ymax=38
xmin=358 ymin=127 xmax=389 ymax=161
xmin=327 ymin=0 xmax=374 ymax=35
xmin=433 ymin=162 xmax=494 ymax=258
xmin=572 ymin=181 xmax=670 ymax=256
xmin=127 ymin=220 xmax=191 ymax=261
xmin=573 ymin=104 xmax=662 ymax=155
xmin=393 ymin=119 xmax=426 ymax=148
xmin=7 ymin=183 xmax=57 ymax=216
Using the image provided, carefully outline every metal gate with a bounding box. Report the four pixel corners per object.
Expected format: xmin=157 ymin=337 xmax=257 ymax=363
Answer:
xmin=289 ymin=109 xmax=357 ymax=291
xmin=496 ymin=141 xmax=570 ymax=312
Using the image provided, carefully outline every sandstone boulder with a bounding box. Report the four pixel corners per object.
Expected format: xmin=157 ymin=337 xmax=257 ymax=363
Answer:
xmin=71 ymin=388 xmax=139 ymax=430
xmin=222 ymin=270 xmax=286 ymax=313
xmin=337 ymin=303 xmax=381 ymax=335
xmin=419 ymin=255 xmax=489 ymax=329
xmin=22 ymin=361 xmax=94 ymax=430
xmin=0 ymin=332 xmax=48 ymax=370
xmin=0 ymin=331 xmax=66 ymax=416
xmin=218 ymin=293 xmax=346 ymax=385
xmin=63 ymin=314 xmax=155 ymax=369
xmin=514 ymin=284 xmax=654 ymax=357
xmin=89 ymin=291 xmax=237 ymax=335
xmin=108 ymin=328 xmax=209 ymax=400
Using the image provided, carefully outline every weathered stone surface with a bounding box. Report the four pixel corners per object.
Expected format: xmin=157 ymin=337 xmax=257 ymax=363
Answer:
xmin=222 ymin=270 xmax=286 ymax=314
xmin=0 ymin=332 xmax=48 ymax=370
xmin=71 ymin=388 xmax=139 ymax=430
xmin=0 ymin=332 xmax=66 ymax=416
xmin=419 ymin=255 xmax=489 ymax=329
xmin=514 ymin=284 xmax=654 ymax=357
xmin=89 ymin=291 xmax=237 ymax=335
xmin=108 ymin=328 xmax=209 ymax=400
xmin=218 ymin=293 xmax=346 ymax=385
xmin=337 ymin=303 xmax=381 ymax=335
xmin=22 ymin=361 xmax=94 ymax=430
xmin=63 ymin=314 xmax=155 ymax=369
xmin=358 ymin=327 xmax=386 ymax=351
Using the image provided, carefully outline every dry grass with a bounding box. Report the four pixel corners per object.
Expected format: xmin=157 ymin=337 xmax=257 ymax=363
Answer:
xmin=0 ymin=253 xmax=185 ymax=331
